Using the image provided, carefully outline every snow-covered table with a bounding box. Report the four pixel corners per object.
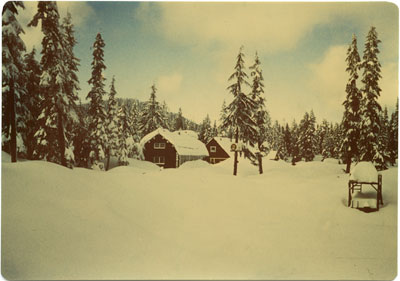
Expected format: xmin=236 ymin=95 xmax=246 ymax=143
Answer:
xmin=348 ymin=162 xmax=383 ymax=211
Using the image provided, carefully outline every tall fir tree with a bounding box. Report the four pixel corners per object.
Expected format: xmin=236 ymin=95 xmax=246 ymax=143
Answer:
xmin=297 ymin=111 xmax=316 ymax=161
xmin=174 ymin=107 xmax=185 ymax=131
xmin=221 ymin=46 xmax=257 ymax=175
xmin=139 ymin=84 xmax=166 ymax=136
xmin=388 ymin=100 xmax=398 ymax=165
xmin=86 ymin=32 xmax=108 ymax=168
xmin=105 ymin=76 xmax=119 ymax=171
xmin=2 ymin=1 xmax=26 ymax=162
xmin=341 ymin=34 xmax=362 ymax=173
xmin=199 ymin=115 xmax=212 ymax=143
xmin=359 ymin=27 xmax=385 ymax=169
xmin=29 ymin=1 xmax=77 ymax=167
xmin=22 ymin=48 xmax=41 ymax=159
xmin=117 ymin=103 xmax=130 ymax=166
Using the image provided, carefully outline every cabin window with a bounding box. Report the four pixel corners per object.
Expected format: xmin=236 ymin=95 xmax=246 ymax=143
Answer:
xmin=153 ymin=156 xmax=165 ymax=164
xmin=154 ymin=142 xmax=166 ymax=149
xmin=210 ymin=146 xmax=217 ymax=153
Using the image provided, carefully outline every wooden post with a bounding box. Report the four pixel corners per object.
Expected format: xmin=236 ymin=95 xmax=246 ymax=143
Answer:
xmin=258 ymin=152 xmax=263 ymax=174
xmin=348 ymin=181 xmax=352 ymax=207
xmin=233 ymin=128 xmax=239 ymax=176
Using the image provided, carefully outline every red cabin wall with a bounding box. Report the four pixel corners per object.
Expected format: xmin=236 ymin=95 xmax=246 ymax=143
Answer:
xmin=143 ymin=134 xmax=177 ymax=168
xmin=206 ymin=139 xmax=230 ymax=164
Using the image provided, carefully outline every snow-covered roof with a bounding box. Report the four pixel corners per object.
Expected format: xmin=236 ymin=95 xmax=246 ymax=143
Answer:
xmin=350 ymin=162 xmax=379 ymax=182
xmin=209 ymin=137 xmax=258 ymax=157
xmin=140 ymin=128 xmax=208 ymax=156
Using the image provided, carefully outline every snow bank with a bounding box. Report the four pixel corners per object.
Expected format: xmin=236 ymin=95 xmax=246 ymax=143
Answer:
xmin=2 ymin=158 xmax=397 ymax=280
xmin=350 ymin=161 xmax=379 ymax=182
xmin=179 ymin=159 xmax=209 ymax=169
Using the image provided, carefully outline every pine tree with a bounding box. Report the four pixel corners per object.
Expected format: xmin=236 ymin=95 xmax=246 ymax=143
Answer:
xmin=86 ymin=32 xmax=108 ymax=168
xmin=212 ymin=120 xmax=218 ymax=138
xmin=388 ymin=100 xmax=398 ymax=165
xmin=117 ymin=103 xmax=130 ymax=166
xmin=139 ymin=84 xmax=166 ymax=136
xmin=290 ymin=119 xmax=300 ymax=164
xmin=21 ymin=48 xmax=41 ymax=159
xmin=128 ymin=99 xmax=141 ymax=142
xmin=2 ymin=1 xmax=26 ymax=162
xmin=174 ymin=107 xmax=185 ymax=131
xmin=29 ymin=1 xmax=77 ymax=167
xmin=298 ymin=111 xmax=316 ymax=161
xmin=199 ymin=115 xmax=212 ymax=143
xmin=222 ymin=46 xmax=257 ymax=175
xmin=105 ymin=76 xmax=119 ymax=170
xmin=341 ymin=34 xmax=362 ymax=173
xmin=359 ymin=27 xmax=385 ymax=169
xmin=378 ymin=106 xmax=390 ymax=168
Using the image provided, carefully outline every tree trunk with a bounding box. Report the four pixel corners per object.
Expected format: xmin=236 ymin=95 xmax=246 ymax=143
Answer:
xmin=258 ymin=152 xmax=263 ymax=174
xmin=105 ymin=148 xmax=110 ymax=171
xmin=57 ymin=108 xmax=67 ymax=167
xmin=9 ymin=79 xmax=17 ymax=163
xmin=345 ymin=153 xmax=352 ymax=173
xmin=233 ymin=128 xmax=239 ymax=176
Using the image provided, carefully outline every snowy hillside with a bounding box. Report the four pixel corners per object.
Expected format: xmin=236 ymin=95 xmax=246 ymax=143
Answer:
xmin=2 ymin=156 xmax=397 ymax=279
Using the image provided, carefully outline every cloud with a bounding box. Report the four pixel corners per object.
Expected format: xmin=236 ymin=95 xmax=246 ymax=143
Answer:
xmin=379 ymin=62 xmax=398 ymax=109
xmin=157 ymin=73 xmax=183 ymax=95
xmin=137 ymin=2 xmax=333 ymax=53
xmin=17 ymin=1 xmax=95 ymax=52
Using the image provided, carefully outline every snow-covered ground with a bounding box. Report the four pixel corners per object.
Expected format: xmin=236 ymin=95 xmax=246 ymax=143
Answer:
xmin=2 ymin=154 xmax=397 ymax=279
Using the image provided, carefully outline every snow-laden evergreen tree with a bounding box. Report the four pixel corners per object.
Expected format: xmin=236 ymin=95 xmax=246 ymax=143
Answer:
xmin=249 ymin=52 xmax=270 ymax=152
xmin=282 ymin=124 xmax=292 ymax=160
xmin=2 ymin=1 xmax=26 ymax=162
xmin=341 ymin=34 xmax=362 ymax=173
xmin=359 ymin=27 xmax=385 ymax=169
xmin=270 ymin=121 xmax=282 ymax=151
xmin=212 ymin=120 xmax=218 ymax=138
xmin=297 ymin=111 xmax=316 ymax=161
xmin=139 ymin=84 xmax=166 ymax=136
xmin=219 ymin=99 xmax=233 ymax=138
xmin=117 ymin=103 xmax=130 ymax=166
xmin=316 ymin=119 xmax=330 ymax=156
xmin=290 ymin=119 xmax=300 ymax=164
xmin=29 ymin=1 xmax=77 ymax=167
xmin=221 ymin=46 xmax=257 ymax=175
xmin=72 ymin=102 xmax=90 ymax=167
xmin=21 ymin=48 xmax=41 ymax=159
xmin=277 ymin=126 xmax=290 ymax=161
xmin=174 ymin=107 xmax=185 ymax=131
xmin=105 ymin=76 xmax=119 ymax=171
xmin=128 ymin=99 xmax=141 ymax=142
xmin=388 ymin=100 xmax=398 ymax=165
xmin=378 ymin=106 xmax=390 ymax=168
xmin=86 ymin=32 xmax=108 ymax=168
xmin=199 ymin=115 xmax=212 ymax=143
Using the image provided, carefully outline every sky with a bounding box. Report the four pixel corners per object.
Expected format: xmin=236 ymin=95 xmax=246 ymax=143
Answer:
xmin=15 ymin=1 xmax=399 ymax=125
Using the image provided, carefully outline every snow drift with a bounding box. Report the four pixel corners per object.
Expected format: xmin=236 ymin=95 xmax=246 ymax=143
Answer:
xmin=2 ymin=156 xmax=397 ymax=280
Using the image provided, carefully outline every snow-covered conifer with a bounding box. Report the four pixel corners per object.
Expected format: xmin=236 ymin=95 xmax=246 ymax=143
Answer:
xmin=388 ymin=100 xmax=398 ymax=165
xmin=86 ymin=32 xmax=108 ymax=168
xmin=105 ymin=76 xmax=119 ymax=170
xmin=174 ymin=107 xmax=185 ymax=131
xmin=359 ymin=27 xmax=385 ymax=168
xmin=29 ymin=1 xmax=77 ymax=167
xmin=341 ymin=34 xmax=362 ymax=172
xmin=139 ymin=84 xmax=166 ymax=136
xmin=117 ymin=103 xmax=130 ymax=166
xmin=21 ymin=48 xmax=41 ymax=159
xmin=199 ymin=115 xmax=212 ymax=143
xmin=2 ymin=1 xmax=26 ymax=162
xmin=297 ymin=111 xmax=316 ymax=161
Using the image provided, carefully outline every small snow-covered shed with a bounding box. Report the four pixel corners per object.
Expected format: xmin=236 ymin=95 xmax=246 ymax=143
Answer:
xmin=140 ymin=128 xmax=208 ymax=168
xmin=206 ymin=137 xmax=233 ymax=164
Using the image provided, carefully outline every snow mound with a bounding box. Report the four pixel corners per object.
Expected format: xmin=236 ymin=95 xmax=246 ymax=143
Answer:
xmin=323 ymin=158 xmax=339 ymax=164
xmin=350 ymin=162 xmax=379 ymax=182
xmin=179 ymin=159 xmax=209 ymax=169
xmin=2 ymin=151 xmax=11 ymax=163
xmin=128 ymin=159 xmax=161 ymax=171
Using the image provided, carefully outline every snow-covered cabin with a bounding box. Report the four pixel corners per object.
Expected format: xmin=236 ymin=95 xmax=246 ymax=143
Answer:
xmin=206 ymin=137 xmax=237 ymax=164
xmin=140 ymin=128 xmax=208 ymax=168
